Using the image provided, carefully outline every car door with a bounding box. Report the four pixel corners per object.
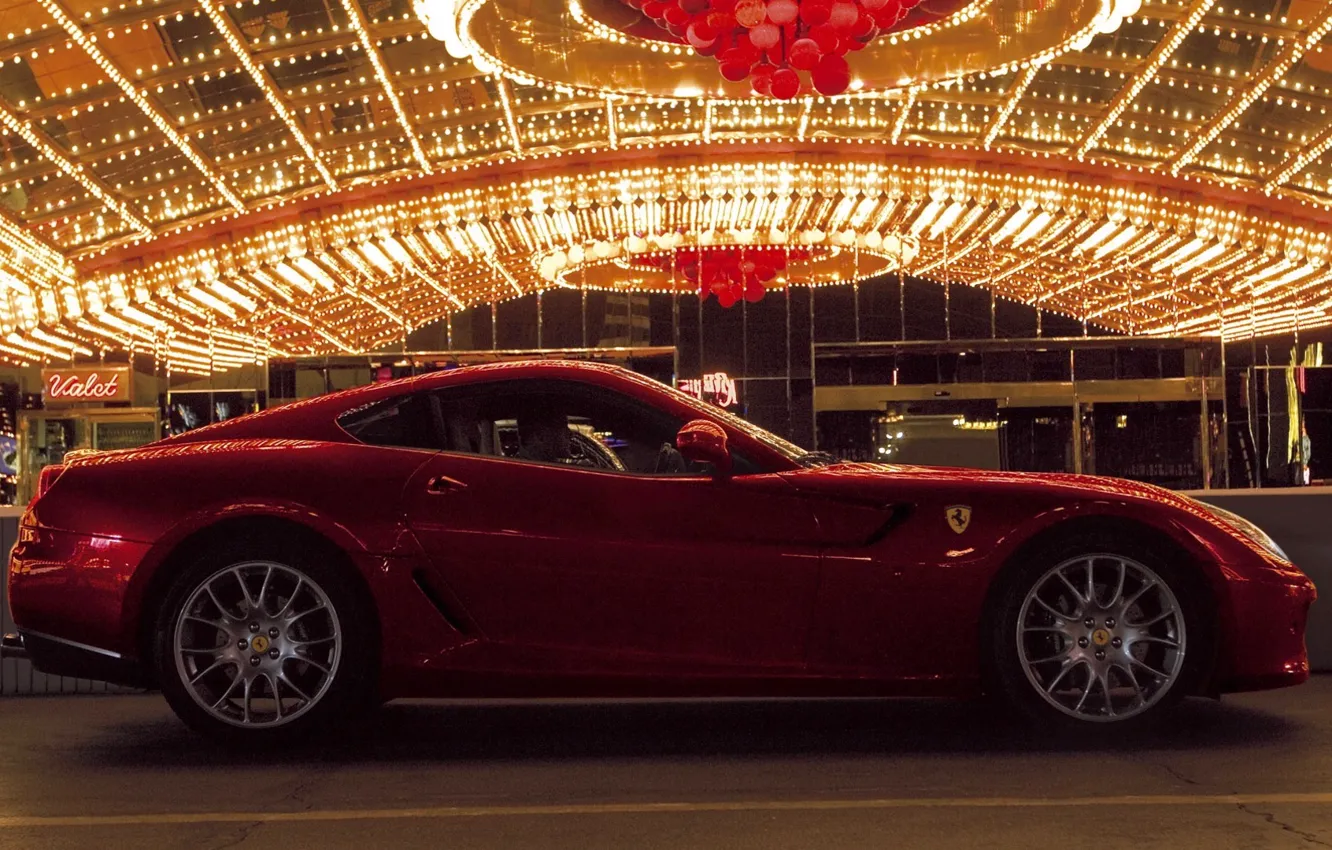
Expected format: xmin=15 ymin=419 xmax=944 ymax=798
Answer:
xmin=400 ymin=379 xmax=824 ymax=673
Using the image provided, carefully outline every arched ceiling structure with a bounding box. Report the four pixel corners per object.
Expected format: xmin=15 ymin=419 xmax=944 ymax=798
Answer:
xmin=2 ymin=0 xmax=1332 ymax=370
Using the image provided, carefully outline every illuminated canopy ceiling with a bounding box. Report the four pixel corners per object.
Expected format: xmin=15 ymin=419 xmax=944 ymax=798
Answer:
xmin=3 ymin=0 xmax=1332 ymax=371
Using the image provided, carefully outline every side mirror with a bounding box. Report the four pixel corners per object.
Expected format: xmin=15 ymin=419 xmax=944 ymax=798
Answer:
xmin=676 ymin=419 xmax=732 ymax=479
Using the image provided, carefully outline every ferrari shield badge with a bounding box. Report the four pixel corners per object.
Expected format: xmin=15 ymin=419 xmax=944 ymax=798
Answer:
xmin=946 ymin=505 xmax=972 ymax=535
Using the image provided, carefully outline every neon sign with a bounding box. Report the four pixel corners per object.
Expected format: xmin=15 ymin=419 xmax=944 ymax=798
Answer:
xmin=679 ymin=372 xmax=738 ymax=408
xmin=41 ymin=368 xmax=131 ymax=403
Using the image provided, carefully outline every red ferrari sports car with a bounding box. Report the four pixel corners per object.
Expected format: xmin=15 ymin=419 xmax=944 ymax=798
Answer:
xmin=5 ymin=361 xmax=1315 ymax=742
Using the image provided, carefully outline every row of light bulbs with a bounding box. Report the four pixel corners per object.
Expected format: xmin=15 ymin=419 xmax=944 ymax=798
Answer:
xmin=12 ymin=0 xmax=1332 ymax=255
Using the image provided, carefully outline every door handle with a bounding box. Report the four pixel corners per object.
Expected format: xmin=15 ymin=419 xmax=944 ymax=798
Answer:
xmin=425 ymin=475 xmax=467 ymax=495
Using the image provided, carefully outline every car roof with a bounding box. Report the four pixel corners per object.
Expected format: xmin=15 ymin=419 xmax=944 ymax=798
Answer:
xmin=165 ymin=360 xmax=651 ymax=444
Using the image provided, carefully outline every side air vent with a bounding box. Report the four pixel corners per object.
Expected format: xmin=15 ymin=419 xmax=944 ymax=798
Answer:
xmin=865 ymin=504 xmax=912 ymax=546
xmin=411 ymin=569 xmax=471 ymax=635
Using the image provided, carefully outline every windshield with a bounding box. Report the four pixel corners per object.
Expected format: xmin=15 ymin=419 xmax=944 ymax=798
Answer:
xmin=660 ymin=380 xmax=836 ymax=468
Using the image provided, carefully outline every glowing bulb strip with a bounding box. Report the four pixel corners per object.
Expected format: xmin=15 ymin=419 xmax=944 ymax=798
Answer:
xmin=267 ymin=303 xmax=358 ymax=353
xmin=343 ymin=284 xmax=406 ymax=325
xmin=797 ymin=98 xmax=813 ymax=142
xmin=495 ymin=77 xmax=524 ymax=153
xmin=606 ymin=97 xmax=618 ymax=150
xmin=0 ymin=342 xmax=34 ymax=366
xmin=29 ymin=327 xmax=93 ymax=356
xmin=483 ymin=255 xmax=524 ymax=296
xmin=15 ymin=155 xmax=1332 ymax=359
xmin=407 ymin=266 xmax=467 ymax=310
xmin=982 ymin=65 xmax=1040 ymax=149
xmin=198 ymin=0 xmax=339 ymax=192
xmin=1172 ymin=241 xmax=1229 ymax=276
xmin=4 ymin=332 xmax=84 ymax=360
xmin=36 ymin=0 xmax=246 ymax=214
xmin=0 ymin=209 xmax=74 ymax=283
xmin=339 ymin=0 xmax=434 ymax=173
xmin=1171 ymin=3 xmax=1332 ymax=174
xmin=1149 ymin=237 xmax=1205 ymax=274
xmin=0 ymin=102 xmax=151 ymax=236
xmin=1075 ymin=0 xmax=1218 ymax=157
xmin=1266 ymin=119 xmax=1332 ymax=190
xmin=879 ymin=89 xmax=916 ymax=145
xmin=1093 ymin=224 xmax=1139 ymax=260
xmin=1011 ymin=210 xmax=1054 ymax=248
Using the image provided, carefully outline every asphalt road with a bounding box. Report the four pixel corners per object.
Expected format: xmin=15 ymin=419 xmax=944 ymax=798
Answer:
xmin=5 ymin=681 xmax=1332 ymax=849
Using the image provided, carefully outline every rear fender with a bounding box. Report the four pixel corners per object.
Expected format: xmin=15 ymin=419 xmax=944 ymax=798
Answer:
xmin=117 ymin=499 xmax=421 ymax=654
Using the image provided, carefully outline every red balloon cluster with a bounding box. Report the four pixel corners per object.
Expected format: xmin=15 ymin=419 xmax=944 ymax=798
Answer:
xmin=619 ymin=0 xmax=919 ymax=98
xmin=639 ymin=247 xmax=811 ymax=307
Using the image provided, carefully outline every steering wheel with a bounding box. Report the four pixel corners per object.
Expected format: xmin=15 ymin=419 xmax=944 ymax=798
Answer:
xmin=567 ymin=432 xmax=627 ymax=471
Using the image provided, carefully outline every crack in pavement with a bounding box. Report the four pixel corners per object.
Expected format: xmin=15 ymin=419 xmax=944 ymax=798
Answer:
xmin=206 ymin=820 xmax=263 ymax=850
xmin=1127 ymin=755 xmax=1208 ymax=789
xmin=278 ymin=777 xmax=321 ymax=812
xmin=1236 ymin=804 xmax=1332 ymax=847
xmin=1156 ymin=762 xmax=1204 ymax=787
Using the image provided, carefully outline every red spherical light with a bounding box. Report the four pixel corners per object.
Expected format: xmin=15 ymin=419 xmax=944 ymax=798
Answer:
xmin=718 ymin=48 xmax=753 ymax=81
xmin=770 ymin=67 xmax=801 ymax=99
xmin=750 ymin=63 xmax=776 ymax=96
xmin=767 ymin=0 xmax=800 ymax=24
xmin=829 ymin=1 xmax=861 ymax=32
xmin=686 ymin=20 xmax=718 ymax=48
xmin=734 ymin=0 xmax=766 ymax=27
xmin=749 ymin=21 xmax=781 ymax=50
xmin=622 ymin=0 xmax=918 ymax=102
xmin=811 ymin=52 xmax=851 ymax=95
xmin=809 ymin=23 xmax=841 ymax=54
xmin=663 ymin=3 xmax=690 ymax=26
xmin=800 ymin=0 xmax=833 ymax=27
xmin=788 ymin=37 xmax=822 ymax=70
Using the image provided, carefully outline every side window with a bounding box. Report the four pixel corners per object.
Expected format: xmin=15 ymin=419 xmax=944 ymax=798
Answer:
xmin=337 ymin=393 xmax=440 ymax=450
xmin=433 ymin=380 xmax=759 ymax=476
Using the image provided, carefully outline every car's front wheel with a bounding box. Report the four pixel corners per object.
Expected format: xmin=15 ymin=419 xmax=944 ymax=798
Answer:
xmin=154 ymin=539 xmax=377 ymax=744
xmin=989 ymin=537 xmax=1211 ymax=731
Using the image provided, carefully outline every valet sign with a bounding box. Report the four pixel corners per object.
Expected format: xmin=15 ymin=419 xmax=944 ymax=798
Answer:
xmin=679 ymin=372 xmax=739 ymax=408
xmin=42 ymin=367 xmax=132 ymax=404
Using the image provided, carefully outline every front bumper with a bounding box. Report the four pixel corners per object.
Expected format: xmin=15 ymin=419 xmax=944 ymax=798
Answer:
xmin=1214 ymin=570 xmax=1316 ymax=694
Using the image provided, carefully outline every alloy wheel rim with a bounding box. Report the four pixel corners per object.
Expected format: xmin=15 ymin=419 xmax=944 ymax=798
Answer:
xmin=1016 ymin=554 xmax=1186 ymax=723
xmin=173 ymin=561 xmax=342 ymax=729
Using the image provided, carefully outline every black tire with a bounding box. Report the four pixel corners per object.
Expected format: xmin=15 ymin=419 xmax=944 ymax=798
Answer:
xmin=152 ymin=536 xmax=378 ymax=746
xmin=986 ymin=530 xmax=1214 ymax=734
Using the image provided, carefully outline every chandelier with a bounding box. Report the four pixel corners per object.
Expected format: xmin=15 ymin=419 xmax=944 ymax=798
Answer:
xmin=618 ymin=0 xmax=921 ymax=98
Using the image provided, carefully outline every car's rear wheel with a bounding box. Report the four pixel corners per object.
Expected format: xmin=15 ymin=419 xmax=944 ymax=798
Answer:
xmin=988 ymin=536 xmax=1211 ymax=732
xmin=154 ymin=539 xmax=377 ymax=745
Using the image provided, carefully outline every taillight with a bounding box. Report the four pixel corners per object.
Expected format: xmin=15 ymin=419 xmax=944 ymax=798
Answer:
xmin=36 ymin=464 xmax=65 ymax=499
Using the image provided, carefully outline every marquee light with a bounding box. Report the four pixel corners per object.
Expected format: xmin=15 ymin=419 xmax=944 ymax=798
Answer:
xmin=2 ymin=0 xmax=1332 ymax=370
xmin=198 ymin=0 xmax=339 ymax=192
xmin=36 ymin=0 xmax=247 ymax=214
xmin=340 ymin=0 xmax=435 ymax=173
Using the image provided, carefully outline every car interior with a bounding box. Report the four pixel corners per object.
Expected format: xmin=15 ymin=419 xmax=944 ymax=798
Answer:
xmin=339 ymin=380 xmax=757 ymax=475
